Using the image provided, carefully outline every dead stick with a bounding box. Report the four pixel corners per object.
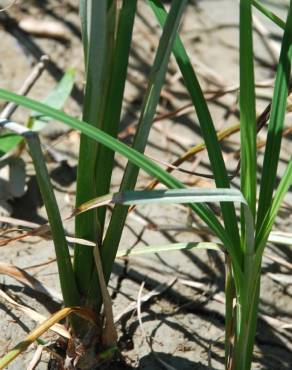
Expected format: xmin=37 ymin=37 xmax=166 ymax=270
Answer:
xmin=0 ymin=55 xmax=49 ymax=119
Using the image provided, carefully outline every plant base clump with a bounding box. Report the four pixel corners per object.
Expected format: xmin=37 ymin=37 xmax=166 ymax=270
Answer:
xmin=47 ymin=319 xmax=131 ymax=370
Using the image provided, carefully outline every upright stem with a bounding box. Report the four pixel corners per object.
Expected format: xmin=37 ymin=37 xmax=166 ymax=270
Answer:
xmin=233 ymin=266 xmax=261 ymax=370
xmin=225 ymin=255 xmax=235 ymax=370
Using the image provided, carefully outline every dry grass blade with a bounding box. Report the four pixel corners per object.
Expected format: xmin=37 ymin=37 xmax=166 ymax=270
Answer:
xmin=260 ymin=314 xmax=292 ymax=331
xmin=0 ymin=262 xmax=62 ymax=302
xmin=264 ymin=253 xmax=292 ymax=270
xmin=0 ymin=55 xmax=49 ymax=121
xmin=0 ymin=306 xmax=98 ymax=369
xmin=267 ymin=231 xmax=292 ymax=246
xmin=24 ymin=259 xmax=57 ymax=271
xmin=0 ymin=219 xmax=96 ymax=248
xmin=280 ymin=323 xmax=292 ymax=329
xmin=267 ymin=273 xmax=292 ymax=285
xmin=145 ymin=153 xmax=216 ymax=178
xmin=119 ymin=78 xmax=273 ymax=140
xmin=0 ymin=0 xmax=17 ymax=12
xmin=0 ymin=224 xmax=51 ymax=246
xmin=179 ymin=279 xmax=225 ymax=304
xmin=137 ymin=281 xmax=147 ymax=339
xmin=0 ymin=216 xmax=40 ymax=229
xmin=116 ymin=242 xmax=222 ymax=258
xmin=72 ymin=193 xmax=113 ymax=217
xmin=26 ymin=345 xmax=43 ymax=370
xmin=0 ymin=289 xmax=69 ymax=338
xmin=114 ymin=278 xmax=176 ymax=323
xmin=19 ymin=18 xmax=69 ymax=40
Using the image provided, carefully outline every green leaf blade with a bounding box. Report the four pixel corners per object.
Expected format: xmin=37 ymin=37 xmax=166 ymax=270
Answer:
xmin=74 ymin=0 xmax=108 ymax=297
xmin=100 ymin=0 xmax=190 ymax=300
xmin=92 ymin=0 xmax=137 ymax=237
xmin=256 ymin=160 xmax=292 ymax=254
xmin=239 ymin=0 xmax=257 ymax=220
xmin=149 ymin=0 xmax=241 ymax=253
xmin=0 ymin=69 xmax=75 ymax=157
xmin=256 ymin=3 xmax=292 ymax=231
xmin=0 ymin=132 xmax=22 ymax=156
xmin=0 ymin=89 xmax=237 ymax=269
xmin=252 ymin=0 xmax=286 ymax=30
xmin=31 ymin=68 xmax=75 ymax=131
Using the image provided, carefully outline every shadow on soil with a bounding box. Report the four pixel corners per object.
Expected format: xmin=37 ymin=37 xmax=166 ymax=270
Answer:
xmin=139 ymin=352 xmax=210 ymax=369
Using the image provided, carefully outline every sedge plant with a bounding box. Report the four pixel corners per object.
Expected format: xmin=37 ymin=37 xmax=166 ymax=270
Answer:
xmin=0 ymin=0 xmax=291 ymax=369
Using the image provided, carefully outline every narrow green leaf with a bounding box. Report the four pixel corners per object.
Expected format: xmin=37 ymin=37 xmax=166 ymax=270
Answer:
xmin=75 ymin=188 xmax=251 ymax=213
xmin=91 ymin=0 xmax=137 ymax=239
xmin=74 ymin=0 xmax=107 ymax=296
xmin=79 ymin=0 xmax=89 ymax=63
xmin=0 ymin=90 xmax=242 ymax=281
xmin=149 ymin=0 xmax=241 ymax=254
xmin=0 ymin=69 xmax=75 ymax=156
xmin=26 ymin=134 xmax=80 ymax=307
xmin=257 ymin=3 xmax=292 ymax=230
xmin=30 ymin=68 xmax=75 ymax=131
xmin=235 ymin=160 xmax=291 ymax=370
xmin=256 ymin=160 xmax=292 ymax=255
xmin=0 ymin=133 xmax=22 ymax=156
xmin=74 ymin=188 xmax=255 ymax=280
xmin=79 ymin=0 xmax=137 ymax=307
xmin=0 ymin=120 xmax=81 ymax=308
xmin=252 ymin=0 xmax=286 ymax=30
xmin=100 ymin=0 xmax=190 ymax=295
xmin=81 ymin=188 xmax=254 ymax=279
xmin=239 ymin=0 xmax=257 ymax=219
xmin=116 ymin=242 xmax=223 ymax=258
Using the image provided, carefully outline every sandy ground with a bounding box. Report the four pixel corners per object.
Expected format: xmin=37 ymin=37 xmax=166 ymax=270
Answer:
xmin=0 ymin=0 xmax=291 ymax=369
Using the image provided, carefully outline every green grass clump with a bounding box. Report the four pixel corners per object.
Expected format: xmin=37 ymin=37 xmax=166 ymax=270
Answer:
xmin=0 ymin=0 xmax=291 ymax=369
